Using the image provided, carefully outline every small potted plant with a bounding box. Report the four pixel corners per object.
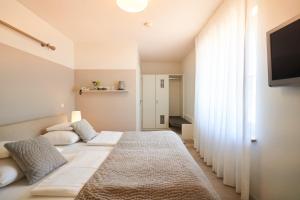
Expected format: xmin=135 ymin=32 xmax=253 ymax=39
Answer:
xmin=92 ymin=80 xmax=101 ymax=90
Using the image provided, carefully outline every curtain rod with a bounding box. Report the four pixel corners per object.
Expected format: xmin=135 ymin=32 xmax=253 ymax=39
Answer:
xmin=0 ymin=19 xmax=56 ymax=51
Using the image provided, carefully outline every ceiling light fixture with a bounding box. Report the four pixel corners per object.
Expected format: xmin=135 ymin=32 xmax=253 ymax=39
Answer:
xmin=117 ymin=0 xmax=148 ymax=13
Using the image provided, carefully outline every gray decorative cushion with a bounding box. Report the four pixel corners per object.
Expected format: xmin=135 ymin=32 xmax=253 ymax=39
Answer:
xmin=4 ymin=136 xmax=67 ymax=185
xmin=71 ymin=119 xmax=97 ymax=142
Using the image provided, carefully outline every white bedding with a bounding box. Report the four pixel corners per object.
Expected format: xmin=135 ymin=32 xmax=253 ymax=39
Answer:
xmin=0 ymin=142 xmax=113 ymax=200
xmin=87 ymin=131 xmax=123 ymax=146
xmin=31 ymin=150 xmax=110 ymax=197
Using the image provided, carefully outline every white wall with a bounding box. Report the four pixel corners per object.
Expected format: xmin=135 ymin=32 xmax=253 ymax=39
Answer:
xmin=169 ymin=78 xmax=183 ymax=116
xmin=0 ymin=0 xmax=74 ymax=68
xmin=141 ymin=62 xmax=182 ymax=74
xmin=75 ymin=41 xmax=139 ymax=70
xmin=182 ymin=49 xmax=195 ymax=122
xmin=136 ymin=56 xmax=142 ymax=131
xmin=251 ymin=1 xmax=300 ymax=199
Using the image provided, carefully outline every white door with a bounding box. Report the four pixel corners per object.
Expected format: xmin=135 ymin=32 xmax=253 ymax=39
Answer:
xmin=142 ymin=75 xmax=156 ymax=129
xmin=155 ymin=75 xmax=169 ymax=129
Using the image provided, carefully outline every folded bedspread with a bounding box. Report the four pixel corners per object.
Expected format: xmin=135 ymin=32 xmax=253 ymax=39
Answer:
xmin=76 ymin=131 xmax=220 ymax=200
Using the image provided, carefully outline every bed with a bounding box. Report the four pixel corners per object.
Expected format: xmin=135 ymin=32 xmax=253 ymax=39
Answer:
xmin=0 ymin=115 xmax=219 ymax=200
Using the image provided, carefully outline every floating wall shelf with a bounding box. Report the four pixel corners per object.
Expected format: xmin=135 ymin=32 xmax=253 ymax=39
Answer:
xmin=79 ymin=89 xmax=128 ymax=95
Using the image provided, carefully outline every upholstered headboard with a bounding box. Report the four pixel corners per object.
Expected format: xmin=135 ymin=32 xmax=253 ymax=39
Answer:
xmin=0 ymin=114 xmax=68 ymax=141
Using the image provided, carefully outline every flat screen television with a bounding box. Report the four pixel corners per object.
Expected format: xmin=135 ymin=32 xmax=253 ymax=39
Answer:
xmin=267 ymin=15 xmax=300 ymax=86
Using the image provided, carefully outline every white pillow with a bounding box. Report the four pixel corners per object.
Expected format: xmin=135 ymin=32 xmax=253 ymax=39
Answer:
xmin=56 ymin=147 xmax=63 ymax=153
xmin=0 ymin=158 xmax=24 ymax=188
xmin=42 ymin=131 xmax=80 ymax=145
xmin=0 ymin=141 xmax=11 ymax=159
xmin=46 ymin=122 xmax=73 ymax=132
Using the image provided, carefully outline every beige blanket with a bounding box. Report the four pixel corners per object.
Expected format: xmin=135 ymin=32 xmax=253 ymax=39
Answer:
xmin=75 ymin=131 xmax=220 ymax=200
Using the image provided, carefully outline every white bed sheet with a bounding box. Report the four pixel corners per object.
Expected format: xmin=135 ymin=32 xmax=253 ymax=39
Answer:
xmin=0 ymin=142 xmax=113 ymax=200
xmin=87 ymin=131 xmax=123 ymax=146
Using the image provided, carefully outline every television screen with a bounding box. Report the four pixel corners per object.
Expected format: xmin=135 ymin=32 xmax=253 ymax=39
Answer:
xmin=268 ymin=17 xmax=300 ymax=86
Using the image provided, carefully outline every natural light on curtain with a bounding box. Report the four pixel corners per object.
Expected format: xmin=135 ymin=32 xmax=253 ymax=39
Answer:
xmin=193 ymin=0 xmax=257 ymax=199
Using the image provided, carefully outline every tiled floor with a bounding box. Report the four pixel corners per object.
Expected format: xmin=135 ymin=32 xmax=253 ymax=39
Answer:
xmin=184 ymin=141 xmax=241 ymax=200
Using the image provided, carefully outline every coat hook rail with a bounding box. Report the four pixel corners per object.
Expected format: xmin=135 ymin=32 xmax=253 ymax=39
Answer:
xmin=0 ymin=19 xmax=56 ymax=51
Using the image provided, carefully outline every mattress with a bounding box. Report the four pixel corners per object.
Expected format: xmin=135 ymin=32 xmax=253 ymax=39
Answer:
xmin=0 ymin=142 xmax=113 ymax=200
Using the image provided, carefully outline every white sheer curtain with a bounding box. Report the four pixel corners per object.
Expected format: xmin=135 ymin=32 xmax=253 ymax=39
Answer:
xmin=193 ymin=0 xmax=256 ymax=199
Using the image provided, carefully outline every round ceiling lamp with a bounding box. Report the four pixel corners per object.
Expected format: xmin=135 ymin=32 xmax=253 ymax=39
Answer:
xmin=116 ymin=0 xmax=148 ymax=13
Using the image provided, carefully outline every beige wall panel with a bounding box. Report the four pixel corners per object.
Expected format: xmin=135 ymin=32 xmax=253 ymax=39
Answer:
xmin=0 ymin=44 xmax=74 ymax=126
xmin=75 ymin=70 xmax=136 ymax=132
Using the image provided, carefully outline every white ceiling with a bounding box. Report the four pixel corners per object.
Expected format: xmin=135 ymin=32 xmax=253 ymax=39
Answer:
xmin=18 ymin=0 xmax=222 ymax=62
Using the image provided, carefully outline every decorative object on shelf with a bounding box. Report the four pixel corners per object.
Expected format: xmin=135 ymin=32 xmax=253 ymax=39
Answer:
xmin=78 ymin=80 xmax=128 ymax=95
xmin=79 ymin=87 xmax=90 ymax=95
xmin=78 ymin=89 xmax=128 ymax=95
xmin=118 ymin=81 xmax=126 ymax=90
xmin=81 ymin=87 xmax=89 ymax=91
xmin=71 ymin=111 xmax=81 ymax=123
xmin=92 ymin=80 xmax=101 ymax=90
